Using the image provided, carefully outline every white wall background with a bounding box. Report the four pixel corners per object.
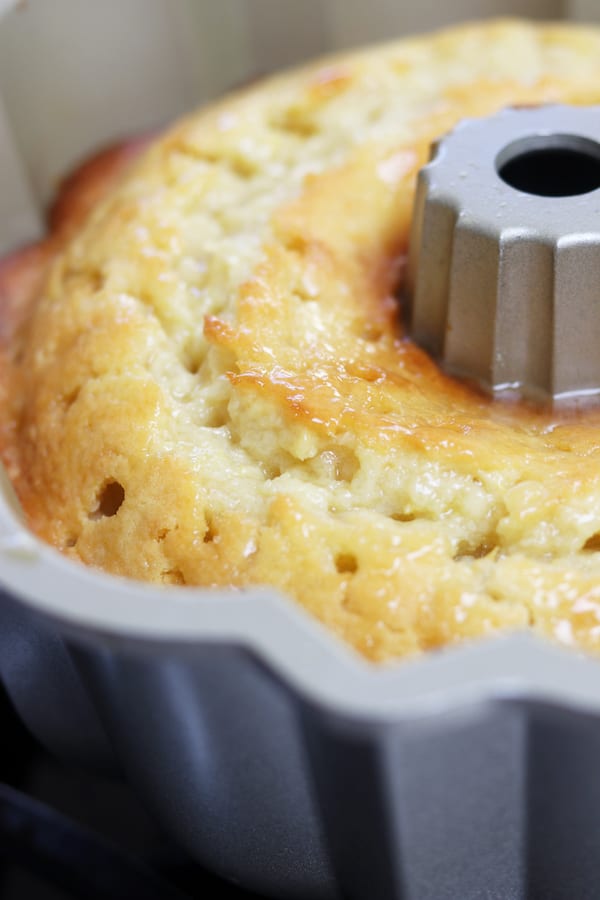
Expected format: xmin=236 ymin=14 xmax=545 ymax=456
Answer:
xmin=0 ymin=0 xmax=596 ymax=252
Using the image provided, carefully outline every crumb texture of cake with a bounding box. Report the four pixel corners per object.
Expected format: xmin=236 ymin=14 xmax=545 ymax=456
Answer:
xmin=3 ymin=20 xmax=600 ymax=662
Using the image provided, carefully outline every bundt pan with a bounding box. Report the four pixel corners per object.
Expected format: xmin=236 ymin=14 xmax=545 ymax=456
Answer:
xmin=5 ymin=472 xmax=600 ymax=900
xmin=4 ymin=12 xmax=600 ymax=900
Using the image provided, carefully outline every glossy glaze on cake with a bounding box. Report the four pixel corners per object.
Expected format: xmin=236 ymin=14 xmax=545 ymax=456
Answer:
xmin=3 ymin=21 xmax=600 ymax=661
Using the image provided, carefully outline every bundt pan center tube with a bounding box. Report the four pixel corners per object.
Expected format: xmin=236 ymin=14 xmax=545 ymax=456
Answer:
xmin=5 ymin=19 xmax=600 ymax=900
xmin=407 ymin=104 xmax=600 ymax=404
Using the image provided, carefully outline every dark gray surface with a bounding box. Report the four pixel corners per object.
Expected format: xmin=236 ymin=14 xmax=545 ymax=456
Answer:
xmin=0 ymin=686 xmax=266 ymax=899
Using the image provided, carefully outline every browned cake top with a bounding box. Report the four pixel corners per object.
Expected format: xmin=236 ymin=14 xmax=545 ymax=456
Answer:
xmin=3 ymin=20 xmax=600 ymax=662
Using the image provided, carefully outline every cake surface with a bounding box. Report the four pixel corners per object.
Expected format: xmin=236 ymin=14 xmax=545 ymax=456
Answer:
xmin=4 ymin=20 xmax=600 ymax=662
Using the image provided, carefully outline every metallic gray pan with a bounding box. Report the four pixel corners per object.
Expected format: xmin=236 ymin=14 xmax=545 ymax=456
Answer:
xmin=2 ymin=468 xmax=600 ymax=900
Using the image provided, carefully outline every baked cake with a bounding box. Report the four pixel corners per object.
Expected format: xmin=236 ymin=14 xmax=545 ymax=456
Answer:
xmin=3 ymin=20 xmax=600 ymax=662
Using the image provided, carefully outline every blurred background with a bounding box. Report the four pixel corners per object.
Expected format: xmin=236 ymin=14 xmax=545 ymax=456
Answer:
xmin=0 ymin=0 xmax=598 ymax=251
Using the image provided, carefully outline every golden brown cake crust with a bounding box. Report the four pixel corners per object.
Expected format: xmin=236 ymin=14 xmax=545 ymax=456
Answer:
xmin=5 ymin=20 xmax=600 ymax=662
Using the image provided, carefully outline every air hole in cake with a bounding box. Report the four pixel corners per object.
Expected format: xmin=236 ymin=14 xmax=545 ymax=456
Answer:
xmin=294 ymin=283 xmax=319 ymax=302
xmin=62 ymin=386 xmax=81 ymax=410
xmin=181 ymin=338 xmax=208 ymax=376
xmin=184 ymin=356 xmax=202 ymax=375
xmin=161 ymin=568 xmax=186 ymax=585
xmin=583 ymin=532 xmax=600 ymax=551
xmin=189 ymin=145 xmax=257 ymax=178
xmin=282 ymin=234 xmax=309 ymax=256
xmin=89 ymin=480 xmax=125 ymax=519
xmin=391 ymin=512 xmax=416 ymax=522
xmin=269 ymin=111 xmax=318 ymax=138
xmin=335 ymin=552 xmax=358 ymax=574
xmin=487 ymin=586 xmax=504 ymax=603
xmin=204 ymin=518 xmax=216 ymax=543
xmin=205 ymin=404 xmax=230 ymax=428
xmin=362 ymin=324 xmax=383 ymax=342
xmin=329 ymin=447 xmax=359 ymax=482
xmin=229 ymin=156 xmax=258 ymax=179
xmin=63 ymin=267 xmax=105 ymax=293
xmin=454 ymin=538 xmax=497 ymax=560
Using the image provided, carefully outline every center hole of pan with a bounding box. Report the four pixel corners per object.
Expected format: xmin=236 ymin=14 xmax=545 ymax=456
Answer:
xmin=496 ymin=133 xmax=600 ymax=197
